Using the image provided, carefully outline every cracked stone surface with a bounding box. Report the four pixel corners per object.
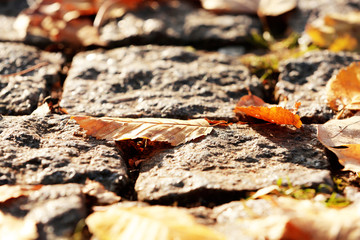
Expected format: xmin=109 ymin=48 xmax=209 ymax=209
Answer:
xmin=0 ymin=42 xmax=64 ymax=115
xmin=100 ymin=1 xmax=262 ymax=48
xmin=135 ymin=123 xmax=332 ymax=204
xmin=61 ymin=45 xmax=263 ymax=120
xmin=275 ymin=50 xmax=360 ymax=123
xmin=0 ymin=114 xmax=129 ymax=193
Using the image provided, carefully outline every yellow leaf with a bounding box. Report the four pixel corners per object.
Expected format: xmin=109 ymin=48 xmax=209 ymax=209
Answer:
xmin=306 ymin=12 xmax=360 ymax=51
xmin=71 ymin=116 xmax=213 ymax=146
xmin=317 ymin=116 xmax=360 ymax=172
xmin=326 ymin=62 xmax=360 ymax=112
xmin=86 ymin=206 xmax=226 ymax=240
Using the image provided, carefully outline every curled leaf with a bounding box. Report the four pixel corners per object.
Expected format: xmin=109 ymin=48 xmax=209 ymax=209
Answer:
xmin=317 ymin=116 xmax=360 ymax=172
xmin=234 ymin=94 xmax=302 ymax=128
xmin=86 ymin=205 xmax=226 ymax=240
xmin=327 ymin=62 xmax=360 ymax=112
xmin=71 ymin=116 xmax=213 ymax=146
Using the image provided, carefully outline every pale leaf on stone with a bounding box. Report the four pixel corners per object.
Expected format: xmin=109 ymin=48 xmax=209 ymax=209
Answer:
xmin=317 ymin=116 xmax=360 ymax=172
xmin=71 ymin=116 xmax=213 ymax=146
xmin=86 ymin=205 xmax=225 ymax=240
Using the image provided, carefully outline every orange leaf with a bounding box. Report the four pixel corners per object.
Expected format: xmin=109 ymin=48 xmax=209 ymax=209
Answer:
xmin=235 ymin=93 xmax=302 ymax=128
xmin=234 ymin=106 xmax=302 ymax=128
xmin=326 ymin=62 xmax=360 ymax=112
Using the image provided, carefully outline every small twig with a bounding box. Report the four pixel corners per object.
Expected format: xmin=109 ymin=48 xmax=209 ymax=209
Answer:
xmin=1 ymin=62 xmax=49 ymax=78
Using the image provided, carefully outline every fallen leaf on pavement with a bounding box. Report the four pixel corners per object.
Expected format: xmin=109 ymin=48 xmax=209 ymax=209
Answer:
xmin=326 ymin=62 xmax=360 ymax=112
xmin=239 ymin=197 xmax=360 ymax=240
xmin=306 ymin=12 xmax=360 ymax=51
xmin=317 ymin=116 xmax=360 ymax=172
xmin=0 ymin=185 xmax=42 ymax=203
xmin=86 ymin=205 xmax=226 ymax=240
xmin=234 ymin=93 xmax=302 ymax=128
xmin=71 ymin=116 xmax=213 ymax=146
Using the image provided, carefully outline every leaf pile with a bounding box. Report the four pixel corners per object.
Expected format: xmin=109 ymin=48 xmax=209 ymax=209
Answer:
xmin=234 ymin=93 xmax=302 ymax=128
xmin=14 ymin=0 xmax=153 ymax=47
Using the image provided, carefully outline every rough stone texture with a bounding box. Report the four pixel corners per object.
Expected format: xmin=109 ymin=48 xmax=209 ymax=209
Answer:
xmin=0 ymin=114 xmax=129 ymax=193
xmin=275 ymin=50 xmax=360 ymax=123
xmin=135 ymin=123 xmax=332 ymax=203
xmin=100 ymin=1 xmax=262 ymax=48
xmin=0 ymin=42 xmax=64 ymax=115
xmin=0 ymin=184 xmax=86 ymax=239
xmin=61 ymin=45 xmax=263 ymax=120
xmin=0 ymin=0 xmax=28 ymax=42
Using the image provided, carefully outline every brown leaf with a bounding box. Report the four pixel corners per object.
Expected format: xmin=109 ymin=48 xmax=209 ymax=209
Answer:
xmin=327 ymin=62 xmax=360 ymax=112
xmin=234 ymin=94 xmax=302 ymax=128
xmin=317 ymin=116 xmax=360 ymax=172
xmin=71 ymin=116 xmax=213 ymax=146
xmin=236 ymin=92 xmax=266 ymax=107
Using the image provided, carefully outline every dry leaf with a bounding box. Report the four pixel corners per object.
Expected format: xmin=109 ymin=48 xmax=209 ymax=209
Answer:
xmin=200 ymin=0 xmax=296 ymax=16
xmin=327 ymin=62 xmax=360 ymax=112
xmin=234 ymin=94 xmax=302 ymax=128
xmin=306 ymin=12 xmax=360 ymax=51
xmin=71 ymin=116 xmax=213 ymax=146
xmin=86 ymin=205 xmax=226 ymax=240
xmin=317 ymin=116 xmax=360 ymax=172
xmin=0 ymin=185 xmax=42 ymax=203
xmin=241 ymin=197 xmax=360 ymax=240
xmin=0 ymin=212 xmax=38 ymax=240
